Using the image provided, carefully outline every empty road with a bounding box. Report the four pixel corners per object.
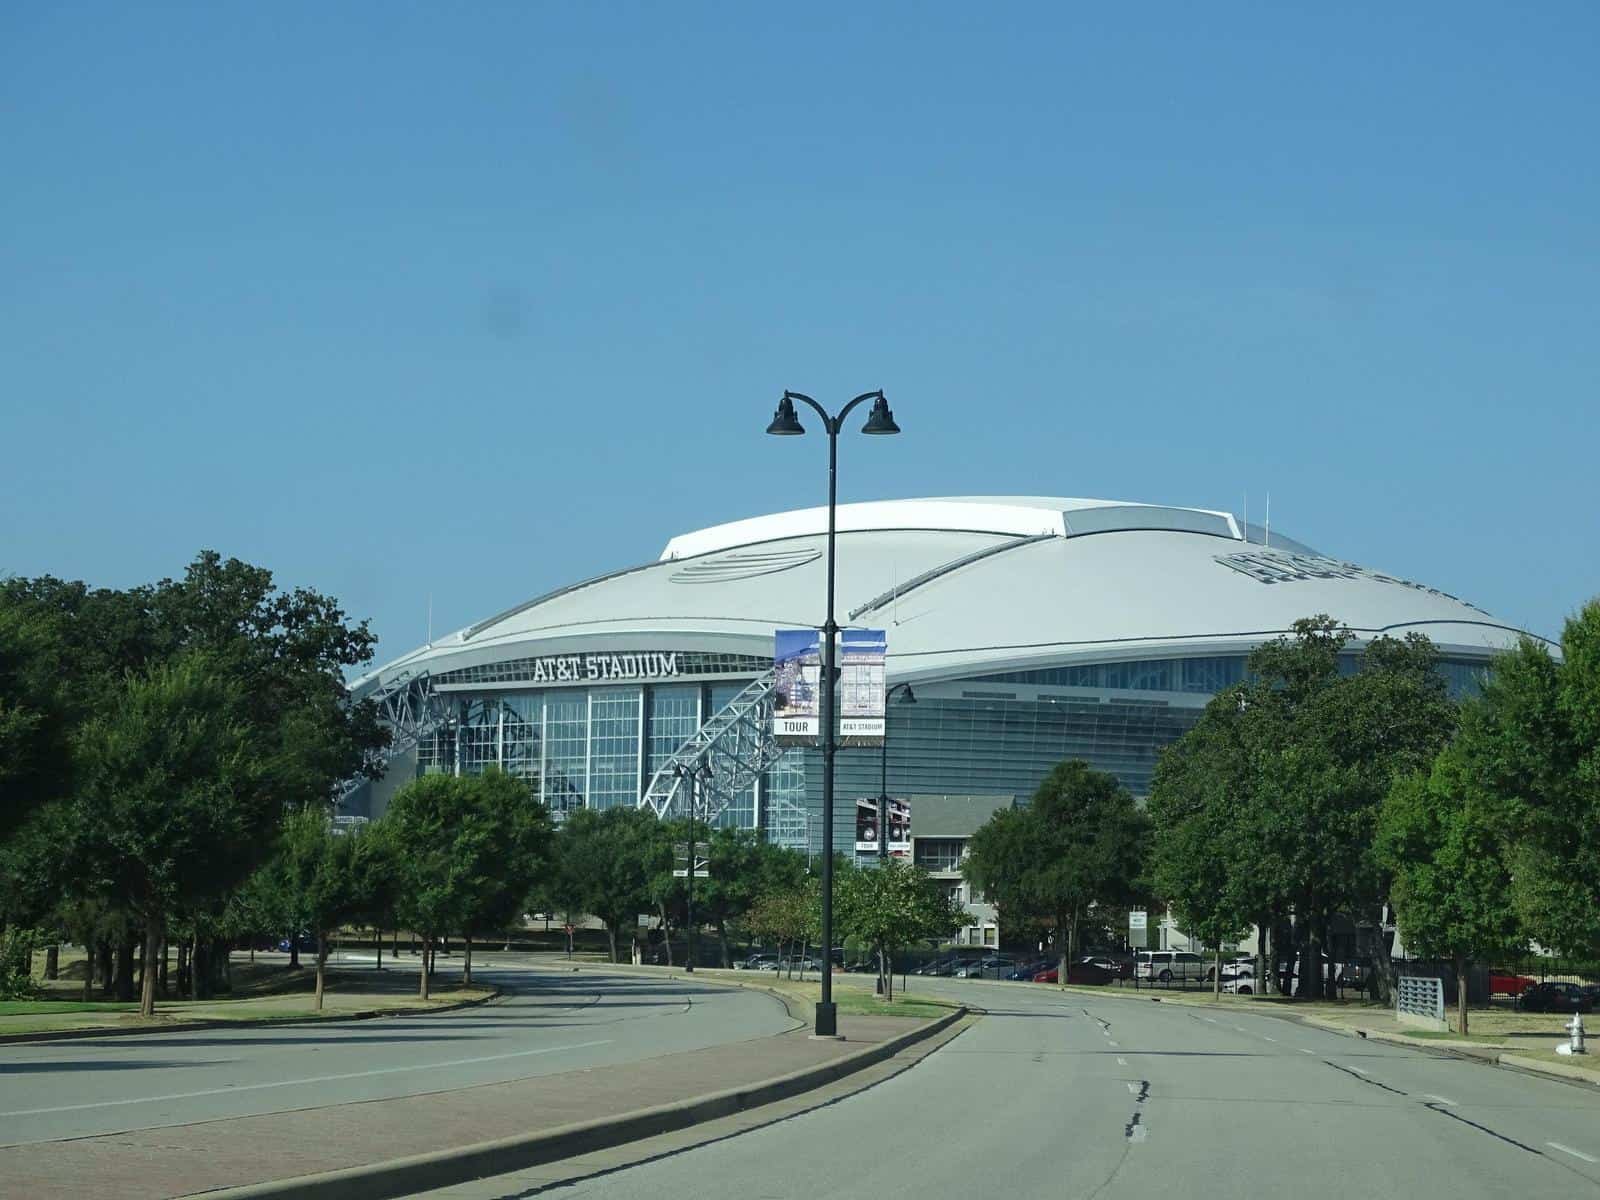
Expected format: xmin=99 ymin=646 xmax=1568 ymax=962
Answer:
xmin=422 ymin=977 xmax=1600 ymax=1199
xmin=0 ymin=960 xmax=795 ymax=1147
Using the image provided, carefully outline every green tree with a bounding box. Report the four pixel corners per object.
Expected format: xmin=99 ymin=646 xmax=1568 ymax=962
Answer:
xmin=274 ymin=808 xmax=374 ymax=1010
xmin=0 ymin=599 xmax=72 ymax=845
xmin=963 ymin=761 xmax=1147 ymax=987
xmin=455 ymin=771 xmax=552 ymax=984
xmin=836 ymin=858 xmax=965 ymax=1000
xmin=1377 ymin=757 xmax=1522 ymax=1035
xmin=551 ymin=806 xmax=660 ymax=962
xmin=63 ymin=654 xmax=270 ymax=1017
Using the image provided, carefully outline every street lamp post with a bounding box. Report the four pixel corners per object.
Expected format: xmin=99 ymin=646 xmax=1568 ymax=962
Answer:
xmin=766 ymin=389 xmax=901 ymax=1037
xmin=673 ymin=759 xmax=712 ymax=973
xmin=877 ymin=683 xmax=916 ymax=862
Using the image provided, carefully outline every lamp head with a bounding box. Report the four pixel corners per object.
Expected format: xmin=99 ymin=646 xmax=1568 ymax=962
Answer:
xmin=861 ymin=393 xmax=900 ymax=435
xmin=766 ymin=394 xmax=805 ymax=436
xmin=899 ymin=684 xmax=917 ymax=705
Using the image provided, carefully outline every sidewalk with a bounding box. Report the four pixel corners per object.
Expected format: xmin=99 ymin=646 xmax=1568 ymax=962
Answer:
xmin=1 ymin=1000 xmax=935 ymax=1200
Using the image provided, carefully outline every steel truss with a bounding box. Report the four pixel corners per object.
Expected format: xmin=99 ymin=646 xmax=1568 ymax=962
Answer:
xmin=337 ymin=669 xmax=448 ymax=807
xmin=638 ymin=670 xmax=785 ymax=824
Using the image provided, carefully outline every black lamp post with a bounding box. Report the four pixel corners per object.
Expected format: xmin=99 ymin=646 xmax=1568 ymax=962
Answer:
xmin=673 ymin=758 xmax=712 ymax=973
xmin=877 ymin=683 xmax=916 ymax=861
xmin=766 ymin=389 xmax=901 ymax=1037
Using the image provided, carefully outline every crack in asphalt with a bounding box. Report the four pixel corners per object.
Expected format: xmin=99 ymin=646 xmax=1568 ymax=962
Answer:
xmin=1324 ymin=1060 xmax=1408 ymax=1096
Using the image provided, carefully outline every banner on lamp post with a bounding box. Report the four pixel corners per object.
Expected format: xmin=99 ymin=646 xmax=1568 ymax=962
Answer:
xmin=838 ymin=628 xmax=887 ymax=746
xmin=772 ymin=629 xmax=822 ymax=745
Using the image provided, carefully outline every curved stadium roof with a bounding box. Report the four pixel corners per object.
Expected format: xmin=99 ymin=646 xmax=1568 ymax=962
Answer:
xmin=352 ymin=496 xmax=1531 ymax=697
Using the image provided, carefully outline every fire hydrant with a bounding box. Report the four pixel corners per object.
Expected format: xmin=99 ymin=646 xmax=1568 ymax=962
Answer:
xmin=1557 ymin=1013 xmax=1586 ymax=1056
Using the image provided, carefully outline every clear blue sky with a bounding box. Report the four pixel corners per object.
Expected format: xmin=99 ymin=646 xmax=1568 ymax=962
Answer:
xmin=4 ymin=4 xmax=1595 ymax=660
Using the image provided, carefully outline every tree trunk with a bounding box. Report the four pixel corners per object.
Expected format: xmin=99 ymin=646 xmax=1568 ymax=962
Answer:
xmin=82 ymin=941 xmax=93 ymax=1002
xmin=1370 ymin=907 xmax=1397 ymax=1004
xmin=1455 ymin=954 xmax=1469 ymax=1036
xmin=177 ymin=940 xmax=190 ymax=999
xmin=139 ymin=916 xmax=162 ymax=1018
xmin=375 ymin=927 xmax=383 ymax=971
xmin=45 ymin=944 xmax=59 ymax=981
xmin=288 ymin=934 xmax=301 ymax=970
xmin=717 ymin=918 xmax=730 ymax=969
xmin=97 ymin=939 xmax=113 ymax=998
xmin=463 ymin=934 xmax=473 ymax=987
xmin=314 ymin=930 xmax=327 ymax=1011
xmin=192 ymin=935 xmax=212 ymax=1001
xmin=158 ymin=938 xmax=168 ymax=998
xmin=1256 ymin=921 xmax=1271 ymax=997
xmin=1214 ymin=945 xmax=1222 ymax=1000
xmin=658 ymin=904 xmax=673 ymax=966
xmin=605 ymin=925 xmax=617 ymax=963
xmin=418 ymin=941 xmax=431 ymax=1000
xmin=115 ymin=934 xmax=136 ymax=1002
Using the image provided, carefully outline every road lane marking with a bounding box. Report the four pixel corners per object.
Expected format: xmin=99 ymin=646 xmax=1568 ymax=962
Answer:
xmin=1423 ymin=1094 xmax=1458 ymax=1106
xmin=0 ymin=1039 xmax=614 ymax=1119
xmin=1108 ymin=1041 xmax=1119 ymax=1047
xmin=1233 ymin=1026 xmax=1247 ymax=1033
xmin=1345 ymin=1065 xmax=1369 ymax=1075
xmin=1262 ymin=1036 xmax=1277 ymax=1043
xmin=1117 ymin=1057 xmax=1128 ymax=1066
xmin=1299 ymin=1048 xmax=1315 ymax=1054
xmin=1128 ymin=1122 xmax=1148 ymax=1143
xmin=1128 ymin=1082 xmax=1140 ymax=1094
xmin=1547 ymin=1143 xmax=1599 ymax=1164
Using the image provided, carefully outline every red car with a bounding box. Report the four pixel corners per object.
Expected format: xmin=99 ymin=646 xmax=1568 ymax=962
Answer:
xmin=1032 ymin=960 xmax=1114 ymax=986
xmin=1490 ymin=972 xmax=1536 ymax=996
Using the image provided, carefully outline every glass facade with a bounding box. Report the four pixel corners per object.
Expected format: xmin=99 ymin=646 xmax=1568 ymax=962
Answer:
xmin=405 ymin=649 xmax=1496 ymax=855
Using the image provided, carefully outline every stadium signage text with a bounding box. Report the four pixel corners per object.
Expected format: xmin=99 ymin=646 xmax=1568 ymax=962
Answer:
xmin=525 ymin=652 xmax=680 ymax=684
xmin=1213 ymin=550 xmax=1486 ymax=613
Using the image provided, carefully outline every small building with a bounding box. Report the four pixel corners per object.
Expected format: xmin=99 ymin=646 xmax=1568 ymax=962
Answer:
xmin=908 ymin=794 xmax=1012 ymax=949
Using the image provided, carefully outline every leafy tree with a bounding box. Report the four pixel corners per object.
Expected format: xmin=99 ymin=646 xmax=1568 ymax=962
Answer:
xmin=454 ymin=771 xmax=552 ymax=984
xmin=744 ymin=882 xmax=820 ymax=978
xmin=836 ymin=858 xmax=965 ymax=1000
xmin=963 ymin=760 xmax=1147 ymax=987
xmin=0 ymin=599 xmax=72 ymax=845
xmin=702 ymin=830 xmax=806 ymax=967
xmin=550 ymin=806 xmax=660 ymax=962
xmin=1424 ymin=603 xmax=1600 ymax=963
xmin=1378 ymin=757 xmax=1522 ymax=1035
xmin=1149 ymin=617 xmax=1457 ymax=1000
xmin=274 ymin=808 xmax=375 ymax=1010
xmin=63 ymin=654 xmax=270 ymax=1017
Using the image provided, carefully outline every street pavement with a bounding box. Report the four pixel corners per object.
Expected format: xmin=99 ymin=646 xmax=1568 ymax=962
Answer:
xmin=412 ymin=976 xmax=1600 ymax=1199
xmin=0 ymin=956 xmax=796 ymax=1148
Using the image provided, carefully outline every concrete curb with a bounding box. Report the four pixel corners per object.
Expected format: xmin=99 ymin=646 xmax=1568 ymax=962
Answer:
xmin=0 ymin=987 xmax=503 ymax=1047
xmin=188 ymin=1005 xmax=968 ymax=1200
xmin=1498 ymin=1052 xmax=1600 ymax=1087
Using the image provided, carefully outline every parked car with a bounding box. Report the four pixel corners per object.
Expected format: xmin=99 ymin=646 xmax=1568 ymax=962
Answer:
xmin=954 ymin=955 xmax=1015 ymax=979
xmin=1489 ymin=972 xmax=1537 ymax=996
xmin=1516 ymin=982 xmax=1594 ymax=1014
xmin=1033 ymin=959 xmax=1115 ymax=986
xmin=1081 ymin=953 xmax=1135 ymax=980
xmin=1135 ymin=950 xmax=1208 ymax=983
xmin=737 ymin=954 xmax=780 ymax=971
xmin=1005 ymin=959 xmax=1051 ymax=981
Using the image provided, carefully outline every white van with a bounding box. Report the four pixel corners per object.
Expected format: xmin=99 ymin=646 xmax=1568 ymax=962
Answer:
xmin=1135 ymin=950 xmax=1208 ymax=983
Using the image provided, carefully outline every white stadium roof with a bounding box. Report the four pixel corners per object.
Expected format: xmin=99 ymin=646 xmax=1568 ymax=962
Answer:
xmin=353 ymin=497 xmax=1533 ymax=694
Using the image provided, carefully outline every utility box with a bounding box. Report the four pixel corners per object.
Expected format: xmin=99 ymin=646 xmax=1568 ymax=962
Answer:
xmin=1396 ymin=975 xmax=1447 ymax=1032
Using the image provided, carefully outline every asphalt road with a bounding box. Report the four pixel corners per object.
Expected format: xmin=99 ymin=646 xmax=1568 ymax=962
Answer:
xmin=440 ymin=977 xmax=1600 ymax=1200
xmin=0 ymin=958 xmax=795 ymax=1148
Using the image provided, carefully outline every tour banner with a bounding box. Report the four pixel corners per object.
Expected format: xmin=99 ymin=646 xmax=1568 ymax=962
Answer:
xmin=839 ymin=628 xmax=887 ymax=746
xmin=772 ymin=628 xmax=822 ymax=745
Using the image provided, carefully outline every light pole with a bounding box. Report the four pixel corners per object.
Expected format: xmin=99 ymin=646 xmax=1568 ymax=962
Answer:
xmin=877 ymin=683 xmax=916 ymax=861
xmin=766 ymin=389 xmax=901 ymax=1037
xmin=673 ymin=758 xmax=712 ymax=973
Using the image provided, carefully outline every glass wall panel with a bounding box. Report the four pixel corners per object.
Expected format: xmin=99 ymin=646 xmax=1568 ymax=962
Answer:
xmin=588 ymin=687 xmax=642 ymax=811
xmin=646 ymin=686 xmax=700 ymax=779
xmin=501 ymin=694 xmax=541 ymax=783
xmin=542 ymin=693 xmax=588 ymax=817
